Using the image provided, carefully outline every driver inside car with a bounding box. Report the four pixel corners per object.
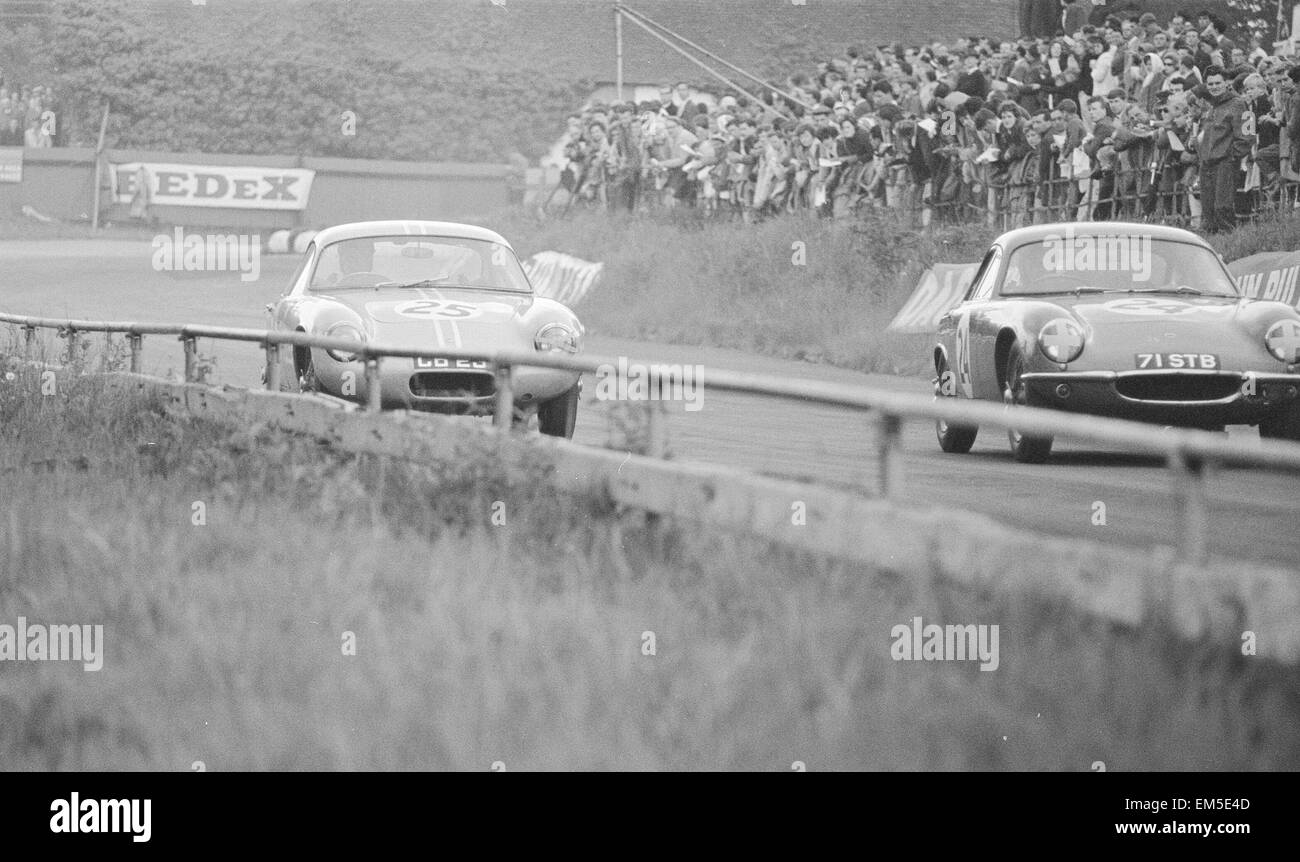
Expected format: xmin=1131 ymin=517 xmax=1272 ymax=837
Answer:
xmin=327 ymin=240 xmax=379 ymax=285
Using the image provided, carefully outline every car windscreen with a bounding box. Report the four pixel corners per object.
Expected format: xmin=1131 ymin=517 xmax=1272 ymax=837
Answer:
xmin=309 ymin=236 xmax=532 ymax=292
xmin=999 ymin=234 xmax=1239 ymax=298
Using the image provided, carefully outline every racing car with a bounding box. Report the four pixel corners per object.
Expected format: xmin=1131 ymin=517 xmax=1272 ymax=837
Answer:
xmin=933 ymin=222 xmax=1300 ymax=462
xmin=266 ymin=220 xmax=583 ymax=438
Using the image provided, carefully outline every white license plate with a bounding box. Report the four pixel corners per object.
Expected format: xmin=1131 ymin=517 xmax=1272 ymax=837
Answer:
xmin=1135 ymin=353 xmax=1219 ymax=370
xmin=415 ymin=357 xmax=490 ymax=370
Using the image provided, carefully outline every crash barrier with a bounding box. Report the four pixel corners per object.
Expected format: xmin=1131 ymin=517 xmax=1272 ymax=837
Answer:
xmin=47 ymin=370 xmax=1300 ymax=664
xmin=265 ymin=229 xmax=318 ymax=255
xmin=4 ymin=310 xmax=1300 ymax=570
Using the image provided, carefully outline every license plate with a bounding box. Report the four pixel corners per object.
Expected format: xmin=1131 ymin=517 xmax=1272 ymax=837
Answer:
xmin=1135 ymin=353 xmax=1219 ymax=370
xmin=414 ymin=357 xmax=490 ymax=370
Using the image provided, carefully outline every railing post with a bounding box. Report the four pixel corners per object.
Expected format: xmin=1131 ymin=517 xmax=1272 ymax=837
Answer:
xmin=265 ymin=342 xmax=281 ymax=391
xmin=1169 ymin=447 xmax=1208 ymax=567
xmin=645 ymin=398 xmax=667 ymax=458
xmin=101 ymin=331 xmax=112 ymax=372
xmin=128 ymin=333 xmax=143 ymax=373
xmin=64 ymin=326 xmax=78 ymax=366
xmin=364 ymin=355 xmax=382 ymax=411
xmin=493 ymin=363 xmax=514 ymax=430
xmin=22 ymin=325 xmax=35 ymax=361
xmin=182 ymin=336 xmax=197 ymax=382
xmin=876 ymin=412 xmax=904 ymax=500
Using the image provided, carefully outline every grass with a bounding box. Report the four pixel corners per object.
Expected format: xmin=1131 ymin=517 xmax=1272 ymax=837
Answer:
xmin=486 ymin=207 xmax=1300 ymax=377
xmin=0 ymin=359 xmax=1297 ymax=770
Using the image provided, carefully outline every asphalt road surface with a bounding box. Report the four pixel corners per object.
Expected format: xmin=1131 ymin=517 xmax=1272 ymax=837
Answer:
xmin=2 ymin=239 xmax=1296 ymax=569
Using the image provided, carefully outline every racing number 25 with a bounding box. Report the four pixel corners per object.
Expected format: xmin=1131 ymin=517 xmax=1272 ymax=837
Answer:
xmin=398 ymin=300 xmax=477 ymax=319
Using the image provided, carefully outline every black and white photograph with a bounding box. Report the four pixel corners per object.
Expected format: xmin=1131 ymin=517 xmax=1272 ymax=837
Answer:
xmin=0 ymin=0 xmax=1295 ymax=834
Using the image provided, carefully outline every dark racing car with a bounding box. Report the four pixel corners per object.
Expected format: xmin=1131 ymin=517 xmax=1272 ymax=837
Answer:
xmin=267 ymin=220 xmax=584 ymax=437
xmin=934 ymin=222 xmax=1300 ymax=462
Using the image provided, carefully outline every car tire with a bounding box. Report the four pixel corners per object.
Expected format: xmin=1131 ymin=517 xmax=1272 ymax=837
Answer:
xmin=295 ymin=346 xmax=320 ymax=394
xmin=538 ymin=381 xmax=580 ymax=439
xmin=934 ymin=356 xmax=978 ymax=453
xmin=1259 ymin=401 xmax=1300 ymax=442
xmin=1005 ymin=350 xmax=1053 ymax=463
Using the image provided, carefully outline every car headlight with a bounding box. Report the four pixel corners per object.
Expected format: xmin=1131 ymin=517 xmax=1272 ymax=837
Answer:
xmin=1037 ymin=318 xmax=1085 ymax=364
xmin=324 ymin=322 xmax=365 ymax=362
xmin=1264 ymin=319 xmax=1300 ymax=363
xmin=535 ymin=322 xmax=580 ymax=354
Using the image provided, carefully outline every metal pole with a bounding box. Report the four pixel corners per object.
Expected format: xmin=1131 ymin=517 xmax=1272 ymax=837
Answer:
xmin=65 ymin=327 xmax=77 ymax=365
xmin=23 ymin=325 xmax=35 ymax=361
xmin=265 ymin=343 xmax=280 ymax=391
xmin=364 ymin=356 xmax=382 ymax=411
xmin=182 ymin=336 xmax=197 ymax=382
xmin=615 ymin=8 xmax=791 ymax=119
xmin=876 ymin=412 xmax=904 ymax=499
xmin=615 ymin=6 xmax=624 ymax=103
xmin=618 ymin=3 xmax=816 ymax=112
xmin=1169 ymin=448 xmax=1209 ymax=566
xmin=128 ymin=334 xmax=142 ymax=373
xmin=493 ymin=364 xmax=514 ymax=430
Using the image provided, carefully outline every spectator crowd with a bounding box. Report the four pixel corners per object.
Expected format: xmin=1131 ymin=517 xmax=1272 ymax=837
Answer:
xmin=552 ymin=6 xmax=1300 ymax=234
xmin=0 ymin=67 xmax=60 ymax=148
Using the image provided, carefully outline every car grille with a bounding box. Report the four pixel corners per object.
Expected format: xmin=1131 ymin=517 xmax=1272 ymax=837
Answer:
xmin=1116 ymin=374 xmax=1241 ymax=402
xmin=409 ymin=372 xmax=494 ymax=399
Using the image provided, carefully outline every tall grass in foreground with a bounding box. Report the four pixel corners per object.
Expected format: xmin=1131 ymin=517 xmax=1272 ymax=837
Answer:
xmin=1 ymin=372 xmax=1297 ymax=770
xmin=489 ymin=208 xmax=1300 ymax=376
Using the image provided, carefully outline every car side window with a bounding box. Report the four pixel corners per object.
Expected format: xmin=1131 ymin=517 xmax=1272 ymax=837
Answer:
xmin=970 ymin=246 xmax=1002 ymax=301
xmin=286 ymin=243 xmax=315 ymax=295
xmin=963 ymin=246 xmax=1001 ymax=302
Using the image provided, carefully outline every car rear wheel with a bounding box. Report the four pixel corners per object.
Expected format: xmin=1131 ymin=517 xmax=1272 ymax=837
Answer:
xmin=934 ymin=356 xmax=978 ymax=453
xmin=1005 ymin=350 xmax=1053 ymax=463
xmin=1259 ymin=402 xmax=1300 ymax=442
xmin=538 ymin=382 xmax=580 ymax=439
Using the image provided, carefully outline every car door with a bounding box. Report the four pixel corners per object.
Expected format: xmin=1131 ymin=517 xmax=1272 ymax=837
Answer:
xmin=963 ymin=245 xmax=1005 ymax=400
xmin=940 ymin=244 xmax=1002 ymax=400
xmin=272 ymin=242 xmax=316 ymax=333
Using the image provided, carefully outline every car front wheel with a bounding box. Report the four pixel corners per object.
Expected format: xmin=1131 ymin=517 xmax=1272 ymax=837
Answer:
xmin=1005 ymin=350 xmax=1053 ymax=463
xmin=934 ymin=356 xmax=977 ymax=453
xmin=538 ymin=381 xmax=580 ymax=439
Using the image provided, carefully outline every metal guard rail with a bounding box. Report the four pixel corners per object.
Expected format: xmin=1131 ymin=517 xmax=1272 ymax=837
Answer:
xmin=5 ymin=310 xmax=1300 ymax=565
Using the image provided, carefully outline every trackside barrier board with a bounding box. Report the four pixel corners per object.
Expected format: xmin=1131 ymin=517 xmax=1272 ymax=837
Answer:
xmin=887 ymin=262 xmax=979 ymax=334
xmin=522 ymin=251 xmax=603 ymax=307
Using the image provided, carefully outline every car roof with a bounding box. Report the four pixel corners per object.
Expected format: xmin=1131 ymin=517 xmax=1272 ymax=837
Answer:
xmin=992 ymin=222 xmax=1213 ymax=250
xmin=310 ymin=220 xmax=514 ymax=250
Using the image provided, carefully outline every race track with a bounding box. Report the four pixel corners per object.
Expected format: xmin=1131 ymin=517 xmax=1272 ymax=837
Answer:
xmin=3 ymin=239 xmax=1296 ymax=568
